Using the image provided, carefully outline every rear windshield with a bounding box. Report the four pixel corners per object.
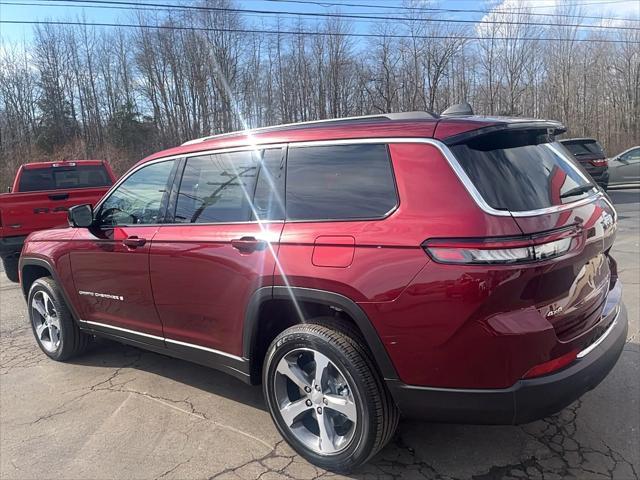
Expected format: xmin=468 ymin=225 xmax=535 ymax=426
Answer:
xmin=18 ymin=164 xmax=112 ymax=192
xmin=450 ymin=131 xmax=596 ymax=212
xmin=562 ymin=140 xmax=604 ymax=157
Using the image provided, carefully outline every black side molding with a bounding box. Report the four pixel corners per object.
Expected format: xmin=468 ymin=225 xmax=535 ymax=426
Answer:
xmin=243 ymin=286 xmax=399 ymax=381
xmin=78 ymin=322 xmax=252 ymax=384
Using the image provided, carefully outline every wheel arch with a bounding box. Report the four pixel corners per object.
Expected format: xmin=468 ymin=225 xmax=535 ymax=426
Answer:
xmin=243 ymin=286 xmax=399 ymax=384
xmin=19 ymin=257 xmax=82 ymax=323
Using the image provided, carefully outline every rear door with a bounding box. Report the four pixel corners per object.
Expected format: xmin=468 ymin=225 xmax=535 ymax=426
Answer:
xmin=149 ymin=147 xmax=285 ymax=356
xmin=449 ymin=130 xmax=616 ymax=340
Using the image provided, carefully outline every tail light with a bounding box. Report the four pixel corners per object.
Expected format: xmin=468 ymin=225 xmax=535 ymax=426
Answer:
xmin=590 ymin=159 xmax=608 ymax=167
xmin=423 ymin=233 xmax=576 ymax=265
xmin=522 ymin=349 xmax=578 ymax=379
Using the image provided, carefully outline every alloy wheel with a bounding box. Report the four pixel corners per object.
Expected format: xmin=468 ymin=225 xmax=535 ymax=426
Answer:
xmin=31 ymin=290 xmax=61 ymax=353
xmin=274 ymin=348 xmax=358 ymax=455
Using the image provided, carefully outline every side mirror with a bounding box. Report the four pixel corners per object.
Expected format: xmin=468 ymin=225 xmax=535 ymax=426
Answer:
xmin=68 ymin=204 xmax=94 ymax=228
xmin=7 ymin=186 xmax=12 ymax=193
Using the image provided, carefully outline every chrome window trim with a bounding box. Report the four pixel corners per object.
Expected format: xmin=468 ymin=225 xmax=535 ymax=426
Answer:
xmin=106 ymin=137 xmax=604 ymax=222
xmin=93 ymin=144 xmax=288 ymax=214
xmin=291 ymin=138 xmax=602 ymax=218
xmin=576 ymin=308 xmax=620 ymax=359
xmin=546 ymin=143 xmax=593 ymax=184
xmin=442 ymin=138 xmax=601 ymax=217
xmin=78 ymin=319 xmax=244 ymax=361
xmin=509 ymin=195 xmax=601 ymax=217
xmin=601 ymin=194 xmax=618 ymax=223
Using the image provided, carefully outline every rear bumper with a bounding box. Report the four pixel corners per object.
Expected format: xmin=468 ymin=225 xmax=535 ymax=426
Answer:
xmin=387 ymin=303 xmax=628 ymax=424
xmin=0 ymin=235 xmax=27 ymax=258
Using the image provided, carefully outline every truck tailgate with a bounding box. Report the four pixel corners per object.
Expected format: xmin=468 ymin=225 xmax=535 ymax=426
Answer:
xmin=0 ymin=187 xmax=109 ymax=238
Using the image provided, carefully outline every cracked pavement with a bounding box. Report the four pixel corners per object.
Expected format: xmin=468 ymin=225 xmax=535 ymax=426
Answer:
xmin=1 ymin=190 xmax=638 ymax=480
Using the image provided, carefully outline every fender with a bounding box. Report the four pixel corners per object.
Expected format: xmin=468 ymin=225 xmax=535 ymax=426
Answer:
xmin=243 ymin=286 xmax=400 ymax=381
xmin=19 ymin=256 xmax=84 ymax=324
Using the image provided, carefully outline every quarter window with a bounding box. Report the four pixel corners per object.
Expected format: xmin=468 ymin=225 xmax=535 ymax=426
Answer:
xmin=98 ymin=160 xmax=175 ymax=226
xmin=285 ymin=144 xmax=397 ymax=221
xmin=174 ymin=149 xmax=283 ymax=223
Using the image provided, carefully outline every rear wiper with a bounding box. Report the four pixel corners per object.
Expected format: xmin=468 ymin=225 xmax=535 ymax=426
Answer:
xmin=560 ymin=184 xmax=596 ymax=199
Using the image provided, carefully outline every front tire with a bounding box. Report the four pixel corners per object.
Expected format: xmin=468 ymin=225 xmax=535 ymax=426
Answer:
xmin=28 ymin=277 xmax=90 ymax=361
xmin=263 ymin=318 xmax=398 ymax=472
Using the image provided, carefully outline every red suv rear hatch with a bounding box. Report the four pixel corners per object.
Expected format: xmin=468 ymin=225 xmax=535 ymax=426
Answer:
xmin=445 ymin=126 xmax=617 ymax=343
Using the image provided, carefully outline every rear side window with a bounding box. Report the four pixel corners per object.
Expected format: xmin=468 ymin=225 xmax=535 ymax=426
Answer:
xmin=174 ymin=148 xmax=283 ymax=224
xmin=18 ymin=164 xmax=112 ymax=192
xmin=286 ymin=144 xmax=397 ymax=221
xmin=451 ymin=131 xmax=595 ymax=212
xmin=562 ymin=140 xmax=604 ymax=157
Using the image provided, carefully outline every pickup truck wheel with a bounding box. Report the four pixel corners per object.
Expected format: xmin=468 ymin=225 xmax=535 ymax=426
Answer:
xmin=1 ymin=256 xmax=19 ymax=283
xmin=263 ymin=318 xmax=398 ymax=472
xmin=28 ymin=277 xmax=90 ymax=361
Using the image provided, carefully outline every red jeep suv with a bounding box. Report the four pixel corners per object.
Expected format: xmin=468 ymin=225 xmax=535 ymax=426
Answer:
xmin=18 ymin=112 xmax=627 ymax=472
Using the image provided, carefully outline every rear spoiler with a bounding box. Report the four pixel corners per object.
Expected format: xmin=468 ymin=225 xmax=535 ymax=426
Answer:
xmin=443 ymin=121 xmax=566 ymax=146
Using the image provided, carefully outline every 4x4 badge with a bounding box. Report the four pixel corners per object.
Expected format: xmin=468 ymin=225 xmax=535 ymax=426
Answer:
xmin=546 ymin=306 xmax=563 ymax=318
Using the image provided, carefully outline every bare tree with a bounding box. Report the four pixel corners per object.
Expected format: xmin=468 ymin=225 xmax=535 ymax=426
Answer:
xmin=1 ymin=0 xmax=638 ymax=184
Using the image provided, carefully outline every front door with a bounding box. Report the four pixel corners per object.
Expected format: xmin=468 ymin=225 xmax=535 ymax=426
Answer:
xmin=150 ymin=147 xmax=285 ymax=356
xmin=69 ymin=159 xmax=179 ymax=338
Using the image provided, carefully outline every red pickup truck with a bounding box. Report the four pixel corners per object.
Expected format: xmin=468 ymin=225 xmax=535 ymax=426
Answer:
xmin=0 ymin=160 xmax=115 ymax=282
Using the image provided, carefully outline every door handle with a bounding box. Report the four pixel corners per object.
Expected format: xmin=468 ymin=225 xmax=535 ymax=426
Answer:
xmin=48 ymin=193 xmax=69 ymax=201
xmin=231 ymin=236 xmax=266 ymax=253
xmin=123 ymin=236 xmax=147 ymax=248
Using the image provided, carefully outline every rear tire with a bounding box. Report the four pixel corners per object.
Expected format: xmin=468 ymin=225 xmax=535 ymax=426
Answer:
xmin=28 ymin=277 xmax=90 ymax=361
xmin=2 ymin=255 xmax=19 ymax=283
xmin=263 ymin=317 xmax=398 ymax=472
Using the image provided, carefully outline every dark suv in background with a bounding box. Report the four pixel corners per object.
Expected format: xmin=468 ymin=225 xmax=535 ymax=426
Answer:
xmin=18 ymin=112 xmax=627 ymax=472
xmin=560 ymin=138 xmax=609 ymax=189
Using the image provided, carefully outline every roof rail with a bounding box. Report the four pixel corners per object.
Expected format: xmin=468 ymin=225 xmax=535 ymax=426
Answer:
xmin=181 ymin=111 xmax=437 ymax=146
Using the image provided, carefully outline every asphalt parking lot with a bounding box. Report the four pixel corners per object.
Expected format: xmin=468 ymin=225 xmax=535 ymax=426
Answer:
xmin=1 ymin=189 xmax=638 ymax=480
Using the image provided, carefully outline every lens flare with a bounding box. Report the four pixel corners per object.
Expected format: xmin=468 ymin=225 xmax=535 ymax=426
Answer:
xmin=209 ymin=66 xmax=306 ymax=323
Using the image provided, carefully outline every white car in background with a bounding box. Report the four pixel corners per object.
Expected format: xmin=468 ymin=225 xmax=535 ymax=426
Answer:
xmin=608 ymin=146 xmax=640 ymax=189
